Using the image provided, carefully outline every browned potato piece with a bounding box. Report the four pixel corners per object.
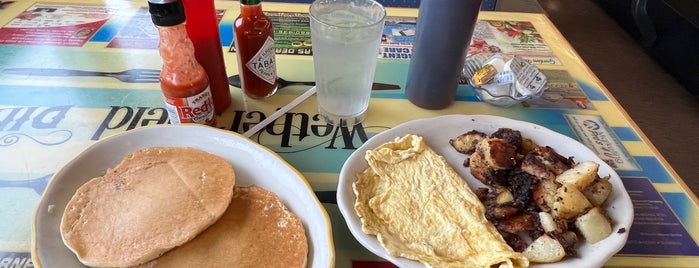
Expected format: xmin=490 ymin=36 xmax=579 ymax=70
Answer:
xmin=522 ymin=234 xmax=566 ymax=263
xmin=582 ymin=176 xmax=613 ymax=206
xmin=538 ymin=212 xmax=558 ymax=233
xmin=555 ymin=161 xmax=600 ymax=190
xmin=520 ymin=138 xmax=539 ymax=155
xmin=449 ymin=130 xmax=487 ymax=154
xmin=533 ymin=179 xmax=558 ymax=213
xmin=521 ymin=152 xmax=555 ymax=180
xmin=476 ymin=138 xmax=517 ymax=170
xmin=469 ymin=150 xmax=497 ymax=185
xmin=495 ymin=186 xmax=515 ymax=205
xmin=575 ymin=207 xmax=613 ymax=244
xmin=532 ymin=146 xmax=573 ymax=175
xmin=552 ymin=183 xmax=592 ymax=220
xmin=561 ymin=231 xmax=579 ymax=247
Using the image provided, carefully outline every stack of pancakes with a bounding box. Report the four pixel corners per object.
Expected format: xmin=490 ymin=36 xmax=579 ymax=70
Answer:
xmin=60 ymin=147 xmax=308 ymax=267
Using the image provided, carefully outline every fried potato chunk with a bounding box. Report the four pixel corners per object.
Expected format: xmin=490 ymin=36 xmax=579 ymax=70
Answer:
xmin=450 ymin=130 xmax=487 ymax=154
xmin=555 ymin=161 xmax=600 ymax=190
xmin=522 ymin=234 xmax=566 ymax=263
xmin=575 ymin=207 xmax=613 ymax=244
xmin=552 ymin=183 xmax=593 ymax=220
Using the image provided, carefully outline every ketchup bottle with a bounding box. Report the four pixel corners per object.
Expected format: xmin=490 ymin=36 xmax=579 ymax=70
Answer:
xmin=182 ymin=0 xmax=232 ymax=114
xmin=233 ymin=0 xmax=278 ymax=99
xmin=148 ymin=0 xmax=216 ymax=126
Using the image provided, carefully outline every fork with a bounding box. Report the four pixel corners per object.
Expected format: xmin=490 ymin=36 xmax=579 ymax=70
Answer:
xmin=228 ymin=74 xmax=315 ymax=89
xmin=228 ymin=74 xmax=401 ymax=90
xmin=0 ymin=174 xmax=52 ymax=195
xmin=2 ymin=68 xmax=161 ymax=83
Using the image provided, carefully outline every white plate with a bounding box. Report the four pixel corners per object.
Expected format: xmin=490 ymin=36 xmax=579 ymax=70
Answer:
xmin=337 ymin=114 xmax=633 ymax=268
xmin=32 ymin=124 xmax=335 ymax=268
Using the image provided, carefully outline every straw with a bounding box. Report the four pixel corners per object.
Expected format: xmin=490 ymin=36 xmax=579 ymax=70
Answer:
xmin=242 ymin=86 xmax=318 ymax=138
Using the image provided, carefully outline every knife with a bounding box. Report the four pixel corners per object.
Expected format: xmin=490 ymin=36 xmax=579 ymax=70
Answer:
xmin=227 ymin=75 xmax=401 ymax=90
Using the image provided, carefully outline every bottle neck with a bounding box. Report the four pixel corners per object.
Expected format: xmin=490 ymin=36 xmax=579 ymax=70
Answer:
xmin=157 ymin=23 xmax=190 ymax=57
xmin=239 ymin=3 xmax=264 ymax=16
xmin=156 ymin=23 xmax=208 ymax=89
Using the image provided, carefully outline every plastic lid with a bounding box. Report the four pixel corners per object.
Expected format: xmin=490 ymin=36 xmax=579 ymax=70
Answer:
xmin=148 ymin=0 xmax=185 ymax=26
xmin=241 ymin=0 xmax=261 ymax=5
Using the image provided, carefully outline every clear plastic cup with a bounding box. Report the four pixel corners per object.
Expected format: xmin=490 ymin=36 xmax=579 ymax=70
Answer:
xmin=309 ymin=0 xmax=386 ymax=126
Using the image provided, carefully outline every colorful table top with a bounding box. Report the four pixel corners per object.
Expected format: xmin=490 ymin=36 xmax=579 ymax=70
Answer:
xmin=0 ymin=0 xmax=698 ymax=267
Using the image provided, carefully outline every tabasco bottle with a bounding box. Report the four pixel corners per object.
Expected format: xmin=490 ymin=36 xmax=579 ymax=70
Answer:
xmin=234 ymin=0 xmax=278 ymax=99
xmin=148 ymin=0 xmax=216 ymax=126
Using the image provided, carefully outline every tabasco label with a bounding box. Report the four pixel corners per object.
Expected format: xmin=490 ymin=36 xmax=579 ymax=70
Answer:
xmin=245 ymin=36 xmax=277 ymax=84
xmin=163 ymin=87 xmax=215 ymax=125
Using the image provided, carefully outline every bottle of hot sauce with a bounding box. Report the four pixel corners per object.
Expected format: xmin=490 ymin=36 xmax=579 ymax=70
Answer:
xmin=181 ymin=0 xmax=232 ymax=114
xmin=148 ymin=0 xmax=216 ymax=126
xmin=233 ymin=0 xmax=278 ymax=99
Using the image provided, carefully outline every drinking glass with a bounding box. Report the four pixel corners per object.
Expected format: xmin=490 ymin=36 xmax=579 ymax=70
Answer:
xmin=309 ymin=0 xmax=386 ymax=126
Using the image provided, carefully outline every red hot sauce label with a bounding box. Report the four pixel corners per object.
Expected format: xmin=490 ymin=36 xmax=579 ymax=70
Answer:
xmin=164 ymin=87 xmax=215 ymax=124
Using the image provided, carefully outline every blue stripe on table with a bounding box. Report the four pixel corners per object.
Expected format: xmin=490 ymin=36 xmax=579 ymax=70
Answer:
xmin=578 ymin=79 xmax=610 ymax=101
xmin=617 ymin=156 xmax=673 ymax=183
xmin=613 ymin=126 xmax=641 ymax=141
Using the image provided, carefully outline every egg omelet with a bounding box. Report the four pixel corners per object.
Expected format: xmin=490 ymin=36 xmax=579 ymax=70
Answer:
xmin=353 ymin=134 xmax=529 ymax=268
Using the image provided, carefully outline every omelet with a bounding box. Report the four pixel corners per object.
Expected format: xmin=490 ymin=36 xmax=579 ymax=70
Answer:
xmin=353 ymin=134 xmax=529 ymax=268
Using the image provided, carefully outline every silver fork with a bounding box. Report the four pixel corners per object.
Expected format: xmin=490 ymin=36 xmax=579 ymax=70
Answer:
xmin=2 ymin=68 xmax=161 ymax=83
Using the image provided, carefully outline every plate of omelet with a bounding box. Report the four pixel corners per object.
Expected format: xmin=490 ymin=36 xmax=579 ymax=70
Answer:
xmin=337 ymin=114 xmax=633 ymax=268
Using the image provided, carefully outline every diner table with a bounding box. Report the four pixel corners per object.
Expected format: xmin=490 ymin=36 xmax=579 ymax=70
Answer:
xmin=1 ymin=0 xmax=698 ymax=267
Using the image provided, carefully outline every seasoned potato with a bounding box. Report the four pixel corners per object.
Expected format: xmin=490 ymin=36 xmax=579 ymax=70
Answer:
xmin=532 ymin=146 xmax=574 ymax=176
xmin=582 ymin=176 xmax=613 ymax=206
xmin=521 ymin=153 xmax=555 ymax=180
xmin=469 ymin=150 xmax=499 ymax=185
xmin=561 ymin=231 xmax=579 ymax=246
xmin=575 ymin=207 xmax=613 ymax=244
xmin=555 ymin=161 xmax=600 ymax=190
xmin=494 ymin=186 xmax=515 ymax=205
xmin=538 ymin=212 xmax=558 ymax=233
xmin=476 ymin=138 xmax=518 ymax=170
xmin=449 ymin=130 xmax=486 ymax=154
xmin=533 ymin=179 xmax=558 ymax=212
xmin=520 ymin=138 xmax=539 ymax=154
xmin=552 ymin=183 xmax=592 ymax=219
xmin=453 ymin=128 xmax=617 ymax=263
xmin=522 ymin=234 xmax=566 ymax=263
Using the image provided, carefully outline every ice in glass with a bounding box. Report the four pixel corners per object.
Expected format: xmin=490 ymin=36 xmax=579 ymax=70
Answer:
xmin=309 ymin=0 xmax=386 ymax=126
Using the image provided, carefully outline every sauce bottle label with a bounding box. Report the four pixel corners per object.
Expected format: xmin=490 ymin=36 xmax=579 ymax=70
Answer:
xmin=245 ymin=36 xmax=277 ymax=84
xmin=164 ymin=87 xmax=215 ymax=124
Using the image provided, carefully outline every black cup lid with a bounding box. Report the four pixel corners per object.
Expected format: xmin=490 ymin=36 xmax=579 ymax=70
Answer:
xmin=148 ymin=0 xmax=185 ymax=26
xmin=241 ymin=0 xmax=261 ymax=4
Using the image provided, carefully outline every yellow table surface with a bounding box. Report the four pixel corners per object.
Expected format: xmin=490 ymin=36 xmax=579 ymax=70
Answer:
xmin=0 ymin=1 xmax=698 ymax=267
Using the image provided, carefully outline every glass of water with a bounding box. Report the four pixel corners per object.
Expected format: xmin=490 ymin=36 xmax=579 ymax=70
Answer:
xmin=309 ymin=0 xmax=386 ymax=126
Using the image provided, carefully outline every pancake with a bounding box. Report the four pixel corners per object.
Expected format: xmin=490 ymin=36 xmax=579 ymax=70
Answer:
xmin=353 ymin=134 xmax=528 ymax=267
xmin=60 ymin=147 xmax=236 ymax=267
xmin=138 ymin=185 xmax=308 ymax=268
